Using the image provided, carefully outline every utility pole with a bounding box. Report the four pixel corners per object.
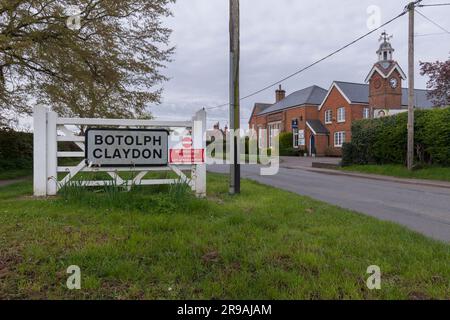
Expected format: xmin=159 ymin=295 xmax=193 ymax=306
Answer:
xmin=407 ymin=1 xmax=420 ymax=171
xmin=229 ymin=0 xmax=240 ymax=194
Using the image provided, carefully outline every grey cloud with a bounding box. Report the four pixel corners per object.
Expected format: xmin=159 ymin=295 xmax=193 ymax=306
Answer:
xmin=151 ymin=0 xmax=450 ymax=128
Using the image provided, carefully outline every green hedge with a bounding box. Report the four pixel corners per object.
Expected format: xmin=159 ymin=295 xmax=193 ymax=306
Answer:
xmin=278 ymin=132 xmax=303 ymax=157
xmin=0 ymin=129 xmax=33 ymax=170
xmin=342 ymin=107 xmax=450 ymax=166
xmin=279 ymin=132 xmax=293 ymax=150
xmin=0 ymin=128 xmax=89 ymax=171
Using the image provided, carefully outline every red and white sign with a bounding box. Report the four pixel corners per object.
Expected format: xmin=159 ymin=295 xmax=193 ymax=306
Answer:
xmin=182 ymin=137 xmax=193 ymax=149
xmin=169 ymin=149 xmax=204 ymax=164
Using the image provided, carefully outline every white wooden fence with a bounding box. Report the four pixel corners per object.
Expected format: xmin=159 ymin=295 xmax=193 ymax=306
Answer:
xmin=33 ymin=106 xmax=206 ymax=197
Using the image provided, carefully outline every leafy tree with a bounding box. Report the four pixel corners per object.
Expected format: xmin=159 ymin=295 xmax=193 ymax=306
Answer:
xmin=0 ymin=0 xmax=174 ymax=126
xmin=420 ymin=56 xmax=450 ymax=107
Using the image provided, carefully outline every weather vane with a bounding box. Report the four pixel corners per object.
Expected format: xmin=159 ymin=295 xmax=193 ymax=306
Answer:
xmin=379 ymin=31 xmax=393 ymax=42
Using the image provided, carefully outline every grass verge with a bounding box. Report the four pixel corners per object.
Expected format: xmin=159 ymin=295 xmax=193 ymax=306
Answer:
xmin=0 ymin=174 xmax=448 ymax=300
xmin=341 ymin=164 xmax=450 ymax=183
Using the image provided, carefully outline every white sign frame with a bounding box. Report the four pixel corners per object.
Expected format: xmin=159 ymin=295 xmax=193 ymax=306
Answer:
xmin=33 ymin=106 xmax=207 ymax=198
xmin=84 ymin=128 xmax=170 ymax=167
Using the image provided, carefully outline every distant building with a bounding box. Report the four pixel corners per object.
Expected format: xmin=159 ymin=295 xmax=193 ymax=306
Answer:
xmin=207 ymin=122 xmax=227 ymax=145
xmin=211 ymin=122 xmax=228 ymax=135
xmin=249 ymin=32 xmax=436 ymax=156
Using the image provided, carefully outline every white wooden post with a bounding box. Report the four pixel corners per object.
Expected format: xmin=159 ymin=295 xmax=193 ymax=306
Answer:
xmin=33 ymin=106 xmax=48 ymax=196
xmin=46 ymin=111 xmax=58 ymax=196
xmin=193 ymin=109 xmax=207 ymax=198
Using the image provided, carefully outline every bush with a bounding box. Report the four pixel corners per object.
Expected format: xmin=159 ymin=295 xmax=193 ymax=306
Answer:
xmin=278 ymin=132 xmax=302 ymax=157
xmin=281 ymin=148 xmax=302 ymax=157
xmin=279 ymin=132 xmax=293 ymax=150
xmin=343 ymin=107 xmax=450 ymax=166
xmin=341 ymin=143 xmax=355 ymax=166
xmin=0 ymin=129 xmax=33 ymax=170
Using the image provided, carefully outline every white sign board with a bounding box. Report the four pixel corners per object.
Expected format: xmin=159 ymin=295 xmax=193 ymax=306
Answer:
xmin=298 ymin=130 xmax=305 ymax=146
xmin=85 ymin=129 xmax=169 ymax=167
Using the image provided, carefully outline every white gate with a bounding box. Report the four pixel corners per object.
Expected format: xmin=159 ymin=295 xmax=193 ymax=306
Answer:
xmin=33 ymin=106 xmax=206 ymax=197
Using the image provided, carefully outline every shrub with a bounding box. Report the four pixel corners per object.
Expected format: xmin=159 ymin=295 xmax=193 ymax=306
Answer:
xmin=279 ymin=132 xmax=293 ymax=150
xmin=0 ymin=129 xmax=33 ymax=170
xmin=0 ymin=128 xmax=83 ymax=171
xmin=415 ymin=108 xmax=450 ymax=165
xmin=278 ymin=132 xmax=302 ymax=157
xmin=281 ymin=148 xmax=299 ymax=157
xmin=343 ymin=107 xmax=450 ymax=166
xmin=341 ymin=143 xmax=355 ymax=166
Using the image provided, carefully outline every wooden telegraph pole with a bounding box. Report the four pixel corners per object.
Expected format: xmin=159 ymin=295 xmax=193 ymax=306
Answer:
xmin=407 ymin=1 xmax=420 ymax=170
xmin=229 ymin=0 xmax=240 ymax=194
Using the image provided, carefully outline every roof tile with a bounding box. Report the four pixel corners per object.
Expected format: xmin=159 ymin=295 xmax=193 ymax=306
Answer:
xmin=258 ymin=86 xmax=328 ymax=116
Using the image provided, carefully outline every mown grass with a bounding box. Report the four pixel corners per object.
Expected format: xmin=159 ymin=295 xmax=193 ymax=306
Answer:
xmin=0 ymin=174 xmax=449 ymax=300
xmin=341 ymin=164 xmax=450 ymax=183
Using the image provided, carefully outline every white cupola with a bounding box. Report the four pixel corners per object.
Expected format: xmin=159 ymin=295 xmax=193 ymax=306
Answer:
xmin=376 ymin=31 xmax=394 ymax=62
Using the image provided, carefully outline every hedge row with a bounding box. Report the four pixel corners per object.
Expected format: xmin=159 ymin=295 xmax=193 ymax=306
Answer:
xmin=0 ymin=129 xmax=33 ymax=170
xmin=0 ymin=128 xmax=83 ymax=171
xmin=342 ymin=107 xmax=450 ymax=166
xmin=278 ymin=132 xmax=305 ymax=157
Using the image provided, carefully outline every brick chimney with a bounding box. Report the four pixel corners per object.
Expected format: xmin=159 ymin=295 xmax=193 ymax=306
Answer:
xmin=276 ymin=85 xmax=286 ymax=102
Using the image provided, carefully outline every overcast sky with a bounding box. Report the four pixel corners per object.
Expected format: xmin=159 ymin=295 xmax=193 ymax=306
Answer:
xmin=149 ymin=0 xmax=450 ymax=129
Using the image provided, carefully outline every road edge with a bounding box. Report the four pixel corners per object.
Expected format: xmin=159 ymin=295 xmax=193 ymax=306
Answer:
xmin=282 ymin=166 xmax=450 ymax=189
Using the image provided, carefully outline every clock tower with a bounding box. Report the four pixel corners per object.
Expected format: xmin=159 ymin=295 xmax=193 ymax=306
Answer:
xmin=365 ymin=32 xmax=406 ymax=111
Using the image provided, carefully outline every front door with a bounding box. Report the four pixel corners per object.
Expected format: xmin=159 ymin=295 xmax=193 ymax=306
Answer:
xmin=309 ymin=135 xmax=316 ymax=156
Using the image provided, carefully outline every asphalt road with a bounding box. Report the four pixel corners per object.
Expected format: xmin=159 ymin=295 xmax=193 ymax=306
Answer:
xmin=208 ymin=164 xmax=450 ymax=243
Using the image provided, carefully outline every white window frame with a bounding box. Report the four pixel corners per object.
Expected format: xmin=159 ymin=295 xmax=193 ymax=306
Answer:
xmin=268 ymin=122 xmax=281 ymax=149
xmin=325 ymin=110 xmax=332 ymax=124
xmin=334 ymin=131 xmax=346 ymax=148
xmin=363 ymin=108 xmax=370 ymax=119
xmin=337 ymin=107 xmax=346 ymax=123
xmin=293 ymin=127 xmax=299 ymax=148
xmin=258 ymin=127 xmax=265 ymax=149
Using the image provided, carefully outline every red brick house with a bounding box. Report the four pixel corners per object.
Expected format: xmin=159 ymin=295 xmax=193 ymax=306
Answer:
xmin=249 ymin=85 xmax=327 ymax=151
xmin=249 ymin=33 xmax=435 ymax=156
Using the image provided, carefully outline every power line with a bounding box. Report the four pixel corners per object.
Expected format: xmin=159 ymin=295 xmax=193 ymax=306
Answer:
xmin=415 ymin=31 xmax=450 ymax=37
xmin=415 ymin=9 xmax=450 ymax=33
xmin=418 ymin=3 xmax=450 ymax=7
xmin=206 ymin=10 xmax=407 ymax=111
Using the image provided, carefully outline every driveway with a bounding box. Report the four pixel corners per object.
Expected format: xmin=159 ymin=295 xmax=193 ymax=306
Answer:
xmin=208 ymin=164 xmax=450 ymax=242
